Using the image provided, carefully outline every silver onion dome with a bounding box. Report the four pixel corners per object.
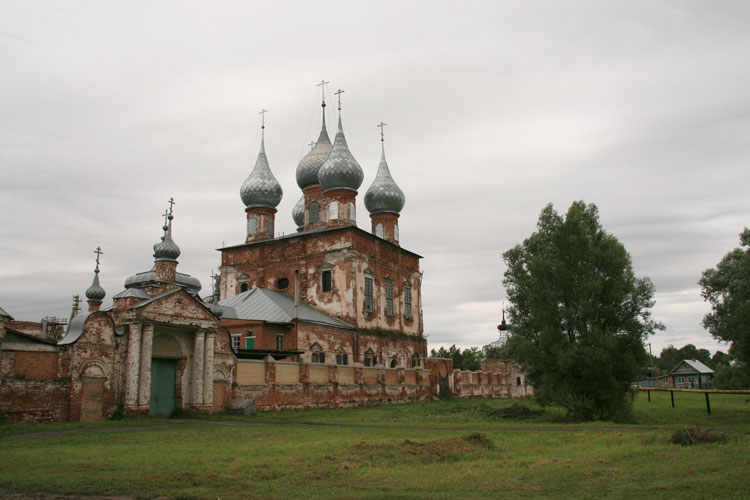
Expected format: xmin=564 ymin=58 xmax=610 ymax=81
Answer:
xmin=319 ymin=115 xmax=364 ymax=192
xmin=296 ymin=106 xmax=333 ymax=189
xmin=85 ymin=272 xmax=106 ymax=301
xmin=153 ymin=217 xmax=181 ymax=261
xmin=240 ymin=134 xmax=283 ymax=209
xmin=292 ymin=195 xmax=305 ymax=228
xmin=364 ymin=143 xmax=406 ymax=215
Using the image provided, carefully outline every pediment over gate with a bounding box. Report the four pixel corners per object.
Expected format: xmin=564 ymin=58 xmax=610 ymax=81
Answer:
xmin=131 ymin=288 xmax=218 ymax=327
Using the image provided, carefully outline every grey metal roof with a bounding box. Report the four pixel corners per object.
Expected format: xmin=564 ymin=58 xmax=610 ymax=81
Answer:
xmin=124 ymin=266 xmax=202 ymax=293
xmin=129 ymin=288 xmax=182 ymax=309
xmin=364 ymin=142 xmax=405 ymax=215
xmin=0 ymin=306 xmax=13 ymax=319
xmin=219 ymin=288 xmax=352 ymax=328
xmin=219 ymin=225 xmax=423 ymax=259
xmin=292 ymin=195 xmax=305 ymax=228
xmin=240 ymin=133 xmax=283 ymax=209
xmin=58 ymin=311 xmax=92 ymax=345
xmin=85 ymin=271 xmax=106 ymax=301
xmin=319 ymin=114 xmax=364 ymax=193
xmin=112 ymin=288 xmax=151 ymax=300
xmin=672 ymin=359 xmax=715 ymax=374
xmin=296 ymin=106 xmax=332 ymax=189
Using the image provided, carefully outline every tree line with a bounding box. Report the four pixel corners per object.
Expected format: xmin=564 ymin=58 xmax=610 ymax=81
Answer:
xmin=451 ymin=200 xmax=749 ymax=422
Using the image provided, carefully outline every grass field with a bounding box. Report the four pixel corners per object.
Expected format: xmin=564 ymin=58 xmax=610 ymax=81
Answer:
xmin=1 ymin=392 xmax=749 ymax=499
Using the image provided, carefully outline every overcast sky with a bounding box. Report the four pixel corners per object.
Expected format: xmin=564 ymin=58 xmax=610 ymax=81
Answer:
xmin=2 ymin=1 xmax=748 ymax=356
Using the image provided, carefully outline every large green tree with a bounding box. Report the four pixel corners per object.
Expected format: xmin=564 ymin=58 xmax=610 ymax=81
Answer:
xmin=502 ymin=201 xmax=663 ymax=421
xmin=699 ymin=229 xmax=750 ymax=367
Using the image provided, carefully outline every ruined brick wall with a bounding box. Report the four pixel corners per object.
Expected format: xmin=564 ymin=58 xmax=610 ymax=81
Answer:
xmin=0 ymin=348 xmax=70 ymax=423
xmin=449 ymin=360 xmax=534 ymax=399
xmin=232 ymin=357 xmax=437 ymax=410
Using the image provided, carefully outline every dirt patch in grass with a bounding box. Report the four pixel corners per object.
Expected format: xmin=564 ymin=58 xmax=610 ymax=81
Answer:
xmin=490 ymin=403 xmax=542 ymax=420
xmin=349 ymin=432 xmax=496 ymax=464
xmin=669 ymin=426 xmax=728 ymax=446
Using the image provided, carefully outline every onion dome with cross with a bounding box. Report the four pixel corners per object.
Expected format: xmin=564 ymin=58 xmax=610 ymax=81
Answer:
xmin=85 ymin=246 xmax=106 ymax=301
xmin=319 ymin=89 xmax=364 ymax=193
xmin=296 ymin=81 xmax=333 ymax=189
xmin=153 ymin=200 xmax=181 ymax=261
xmin=240 ymin=109 xmax=283 ymax=210
xmin=364 ymin=123 xmax=406 ymax=216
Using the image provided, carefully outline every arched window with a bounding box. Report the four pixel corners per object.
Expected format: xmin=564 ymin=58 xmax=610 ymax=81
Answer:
xmin=375 ymin=223 xmax=384 ymax=238
xmin=516 ymin=376 xmax=522 ymax=386
xmin=266 ymin=218 xmax=274 ymax=237
xmin=349 ymin=202 xmax=356 ymax=221
xmin=277 ymin=278 xmax=289 ymax=290
xmin=309 ymin=201 xmax=319 ymax=223
xmin=311 ymin=343 xmax=325 ymax=363
xmin=240 ymin=283 xmax=249 ymax=293
xmin=394 ymin=224 xmax=399 ymax=242
xmin=248 ymin=216 xmax=258 ymax=235
xmin=329 ymin=201 xmax=339 ymax=220
xmin=322 ymin=270 xmax=332 ymax=292
xmin=390 ymin=357 xmax=398 ymax=368
xmin=364 ymin=276 xmax=374 ymax=313
xmin=411 ymin=353 xmax=421 ymax=368
xmin=364 ymin=348 xmax=375 ymax=367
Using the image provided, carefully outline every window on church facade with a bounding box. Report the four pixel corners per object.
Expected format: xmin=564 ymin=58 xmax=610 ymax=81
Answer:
xmin=231 ymin=334 xmax=240 ymax=352
xmin=266 ymin=219 xmax=274 ymax=237
xmin=404 ymin=285 xmax=412 ymax=320
xmin=240 ymin=283 xmax=249 ymax=293
xmin=364 ymin=277 xmax=374 ymax=313
xmin=329 ymin=201 xmax=339 ymax=220
xmin=364 ymin=348 xmax=375 ymax=367
xmin=248 ymin=216 xmax=258 ymax=235
xmin=390 ymin=357 xmax=398 ymax=368
xmin=349 ymin=202 xmax=356 ymax=221
xmin=309 ymin=201 xmax=319 ymax=223
xmin=411 ymin=353 xmax=421 ymax=368
xmin=322 ymin=270 xmax=332 ymax=292
xmin=385 ymin=279 xmax=394 ymax=316
xmin=277 ymin=277 xmax=289 ymax=290
xmin=394 ymin=224 xmax=399 ymax=242
xmin=375 ymin=223 xmax=384 ymax=238
xmin=336 ymin=349 xmax=348 ymax=365
xmin=311 ymin=343 xmax=325 ymax=363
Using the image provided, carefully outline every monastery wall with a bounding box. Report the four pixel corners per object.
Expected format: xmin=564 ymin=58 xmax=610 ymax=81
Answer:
xmin=228 ymin=356 xmax=530 ymax=411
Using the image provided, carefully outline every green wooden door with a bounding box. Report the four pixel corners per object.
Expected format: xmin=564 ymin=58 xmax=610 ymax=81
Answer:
xmin=149 ymin=358 xmax=176 ymax=417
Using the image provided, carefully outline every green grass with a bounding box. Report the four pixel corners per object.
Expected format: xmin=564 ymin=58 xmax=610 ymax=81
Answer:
xmin=1 ymin=393 xmax=749 ymax=499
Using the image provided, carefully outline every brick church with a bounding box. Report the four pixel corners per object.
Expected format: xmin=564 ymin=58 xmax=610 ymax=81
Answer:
xmin=0 ymin=87 xmax=527 ymax=422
